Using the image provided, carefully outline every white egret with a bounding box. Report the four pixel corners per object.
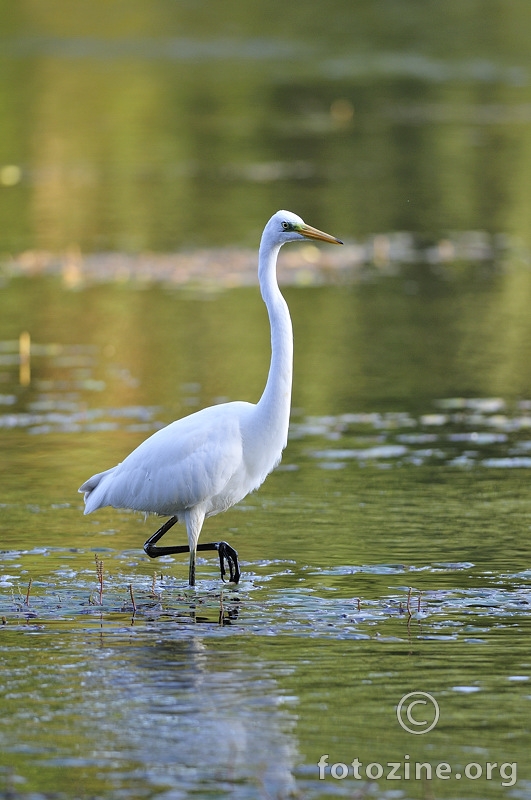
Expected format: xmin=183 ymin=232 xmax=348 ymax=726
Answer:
xmin=79 ymin=210 xmax=342 ymax=586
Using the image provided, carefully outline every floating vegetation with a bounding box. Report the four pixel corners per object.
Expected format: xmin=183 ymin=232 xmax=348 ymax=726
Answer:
xmin=3 ymin=339 xmax=531 ymax=472
xmin=1 ymin=547 xmax=531 ymax=642
xmin=0 ymin=404 xmax=164 ymax=434
xmin=0 ymin=226 xmax=518 ymax=290
xmin=3 ymin=332 xmax=531 ymax=468
xmin=0 ymin=336 xmax=164 ymax=433
xmin=290 ymin=398 xmax=531 ymax=470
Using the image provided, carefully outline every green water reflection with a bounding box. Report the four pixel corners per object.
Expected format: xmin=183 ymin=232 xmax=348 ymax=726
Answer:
xmin=0 ymin=621 xmax=529 ymax=799
xmin=2 ymin=1 xmax=531 ymax=251
xmin=2 ymin=2 xmax=531 ymax=797
xmin=2 ymin=272 xmax=531 ymax=799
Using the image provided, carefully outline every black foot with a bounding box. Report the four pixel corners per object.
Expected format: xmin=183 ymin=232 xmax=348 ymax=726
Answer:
xmin=197 ymin=540 xmax=240 ymax=584
xmin=218 ymin=541 xmax=240 ymax=584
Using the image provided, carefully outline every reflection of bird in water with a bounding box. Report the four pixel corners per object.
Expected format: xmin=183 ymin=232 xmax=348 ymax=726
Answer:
xmin=119 ymin=637 xmax=300 ymax=797
xmin=79 ymin=210 xmax=342 ymax=586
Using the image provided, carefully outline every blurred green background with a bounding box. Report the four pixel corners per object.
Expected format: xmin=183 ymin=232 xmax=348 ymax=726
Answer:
xmin=2 ymin=0 xmax=531 ymax=253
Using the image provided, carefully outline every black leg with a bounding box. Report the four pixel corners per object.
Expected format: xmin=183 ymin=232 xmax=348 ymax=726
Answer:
xmin=143 ymin=518 xmax=240 ymax=584
xmin=143 ymin=516 xmax=181 ymax=558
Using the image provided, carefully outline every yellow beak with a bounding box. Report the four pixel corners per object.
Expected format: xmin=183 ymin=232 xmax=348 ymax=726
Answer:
xmin=298 ymin=223 xmax=343 ymax=245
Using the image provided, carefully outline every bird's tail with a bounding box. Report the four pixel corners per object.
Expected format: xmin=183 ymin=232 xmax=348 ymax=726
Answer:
xmin=79 ymin=467 xmax=116 ymax=514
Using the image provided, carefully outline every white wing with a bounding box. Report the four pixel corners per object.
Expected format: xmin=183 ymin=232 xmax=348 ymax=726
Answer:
xmin=80 ymin=402 xmax=254 ymax=517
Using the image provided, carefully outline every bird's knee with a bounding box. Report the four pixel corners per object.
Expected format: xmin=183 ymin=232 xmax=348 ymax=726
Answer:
xmin=144 ymin=542 xmax=157 ymax=558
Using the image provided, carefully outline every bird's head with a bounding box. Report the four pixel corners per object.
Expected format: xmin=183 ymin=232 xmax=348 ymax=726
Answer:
xmin=266 ymin=210 xmax=343 ymax=247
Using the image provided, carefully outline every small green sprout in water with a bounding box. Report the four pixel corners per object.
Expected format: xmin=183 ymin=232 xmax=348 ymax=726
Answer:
xmin=129 ymin=584 xmax=137 ymax=614
xmin=95 ymin=555 xmax=104 ymax=605
xmin=399 ymin=588 xmax=423 ymax=618
xmin=406 ymin=587 xmax=412 ymax=618
xmin=150 ymin=571 xmax=162 ymax=600
xmin=24 ymin=578 xmax=32 ymax=607
xmin=12 ymin=585 xmax=29 ymax=610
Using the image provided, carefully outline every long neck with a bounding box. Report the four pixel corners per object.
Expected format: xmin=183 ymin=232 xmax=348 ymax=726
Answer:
xmin=256 ymin=237 xmax=293 ymax=445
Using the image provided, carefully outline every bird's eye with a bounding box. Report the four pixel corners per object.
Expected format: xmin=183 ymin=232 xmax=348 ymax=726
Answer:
xmin=281 ymin=221 xmax=291 ymax=231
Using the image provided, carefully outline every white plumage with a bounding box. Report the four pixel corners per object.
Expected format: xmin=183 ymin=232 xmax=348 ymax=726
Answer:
xmin=79 ymin=210 xmax=342 ymax=585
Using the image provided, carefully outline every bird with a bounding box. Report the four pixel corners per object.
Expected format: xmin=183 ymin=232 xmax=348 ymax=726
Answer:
xmin=79 ymin=210 xmax=343 ymax=586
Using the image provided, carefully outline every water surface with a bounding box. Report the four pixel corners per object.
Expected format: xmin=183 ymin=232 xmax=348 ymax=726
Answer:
xmin=2 ymin=2 xmax=531 ymax=798
xmin=2 ymin=272 xmax=531 ymax=799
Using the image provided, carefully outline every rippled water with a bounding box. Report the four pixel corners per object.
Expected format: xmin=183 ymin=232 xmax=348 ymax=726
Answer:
xmin=1 ymin=271 xmax=531 ymax=799
xmin=3 ymin=1 xmax=531 ymax=795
